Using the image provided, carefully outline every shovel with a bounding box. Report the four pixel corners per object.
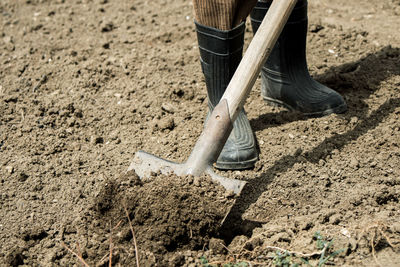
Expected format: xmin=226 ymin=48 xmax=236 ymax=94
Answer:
xmin=128 ymin=0 xmax=298 ymax=194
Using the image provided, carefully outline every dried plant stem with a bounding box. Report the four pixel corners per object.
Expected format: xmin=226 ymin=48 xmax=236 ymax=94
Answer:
xmin=62 ymin=242 xmax=90 ymax=267
xmin=263 ymin=244 xmax=329 ymax=258
xmin=240 ymin=233 xmax=328 ymax=259
xmin=109 ymin=222 xmax=113 ymax=267
xmin=123 ymin=202 xmax=140 ymax=267
xmin=76 ymin=242 xmax=85 ymax=267
xmin=358 ymin=221 xmax=399 ymax=267
xmin=370 ymin=231 xmax=381 ymax=267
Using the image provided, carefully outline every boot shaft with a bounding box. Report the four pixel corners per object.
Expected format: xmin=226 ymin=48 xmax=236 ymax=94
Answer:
xmin=250 ymin=0 xmax=308 ymax=27
xmin=250 ymin=0 xmax=309 ymax=76
xmin=249 ymin=0 xmax=347 ymax=116
xmin=195 ymin=21 xmax=245 ymax=107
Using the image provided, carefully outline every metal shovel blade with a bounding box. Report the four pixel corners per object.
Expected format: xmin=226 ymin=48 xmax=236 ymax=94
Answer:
xmin=128 ymin=150 xmax=246 ymax=194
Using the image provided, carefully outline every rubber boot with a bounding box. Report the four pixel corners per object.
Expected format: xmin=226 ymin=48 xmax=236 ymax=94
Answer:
xmin=250 ymin=0 xmax=347 ymax=117
xmin=195 ymin=21 xmax=258 ymax=170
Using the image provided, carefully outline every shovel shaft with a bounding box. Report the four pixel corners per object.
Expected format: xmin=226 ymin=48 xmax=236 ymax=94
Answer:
xmin=222 ymin=0 xmax=297 ymax=122
xmin=185 ymin=99 xmax=232 ymax=176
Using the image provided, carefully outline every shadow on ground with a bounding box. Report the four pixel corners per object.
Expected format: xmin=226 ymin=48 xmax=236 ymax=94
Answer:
xmin=221 ymin=46 xmax=400 ymax=242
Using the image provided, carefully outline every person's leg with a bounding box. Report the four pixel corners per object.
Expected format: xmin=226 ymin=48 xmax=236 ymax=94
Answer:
xmin=250 ymin=0 xmax=347 ymax=116
xmin=193 ymin=0 xmax=258 ymax=169
xmin=193 ymin=0 xmax=257 ymax=30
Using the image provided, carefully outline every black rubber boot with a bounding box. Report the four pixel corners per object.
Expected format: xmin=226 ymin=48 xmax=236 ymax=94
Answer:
xmin=195 ymin=21 xmax=258 ymax=170
xmin=250 ymin=0 xmax=347 ymax=117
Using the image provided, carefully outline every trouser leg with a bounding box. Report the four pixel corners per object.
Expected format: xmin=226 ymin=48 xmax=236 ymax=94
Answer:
xmin=193 ymin=0 xmax=257 ymax=30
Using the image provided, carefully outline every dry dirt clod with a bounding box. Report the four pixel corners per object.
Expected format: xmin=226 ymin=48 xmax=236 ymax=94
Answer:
xmin=158 ymin=117 xmax=175 ymax=131
xmin=5 ymin=166 xmax=14 ymax=174
xmin=161 ymin=102 xmax=176 ymax=114
xmin=90 ymin=136 xmax=104 ymax=144
xmin=209 ymin=238 xmax=227 ymax=254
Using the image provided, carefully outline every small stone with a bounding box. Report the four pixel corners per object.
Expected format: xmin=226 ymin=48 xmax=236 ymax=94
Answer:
xmin=101 ymin=22 xmax=115 ymax=32
xmin=158 ymin=117 xmax=175 ymax=131
xmin=5 ymin=166 xmax=14 ymax=174
xmin=340 ymin=228 xmax=351 ymax=238
xmin=161 ymin=103 xmax=175 ymax=114
xmin=348 ymin=238 xmax=358 ymax=251
xmin=392 ymin=222 xmax=400 ymax=233
xmin=74 ymin=109 xmax=83 ymax=118
xmin=224 ymin=190 xmax=235 ymax=198
xmin=4 ymin=94 xmax=18 ymax=103
xmin=102 ymin=42 xmax=110 ymax=49
xmin=3 ymin=36 xmax=12 ymax=43
xmin=300 ymin=221 xmax=314 ymax=231
xmin=350 ymin=117 xmax=358 ymax=124
xmin=66 ymin=117 xmax=76 ymax=127
xmin=18 ymin=172 xmax=29 ymax=182
xmin=193 ymin=177 xmax=201 ymax=187
xmin=59 ymin=109 xmax=71 ymax=117
xmin=169 ymin=253 xmax=184 ymax=265
xmin=244 ymin=236 xmax=262 ymax=251
xmin=349 ymin=157 xmax=359 ymax=169
xmin=309 ymin=24 xmax=324 ymax=33
xmin=182 ymin=250 xmax=192 ymax=257
xmin=209 ymin=238 xmax=226 ymax=254
xmin=228 ymin=235 xmax=248 ymax=251
xmin=91 ymin=136 xmax=104 ymax=144
xmin=5 ymin=248 xmax=25 ymax=266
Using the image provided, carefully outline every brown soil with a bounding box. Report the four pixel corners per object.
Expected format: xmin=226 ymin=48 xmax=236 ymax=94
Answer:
xmin=1 ymin=0 xmax=399 ymax=266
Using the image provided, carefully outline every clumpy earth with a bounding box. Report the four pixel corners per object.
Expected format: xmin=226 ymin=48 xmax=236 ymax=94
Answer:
xmin=0 ymin=0 xmax=399 ymax=266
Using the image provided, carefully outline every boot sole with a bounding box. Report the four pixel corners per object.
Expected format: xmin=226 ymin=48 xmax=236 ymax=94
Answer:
xmin=215 ymin=156 xmax=258 ymax=170
xmin=263 ymin=96 xmax=348 ymax=117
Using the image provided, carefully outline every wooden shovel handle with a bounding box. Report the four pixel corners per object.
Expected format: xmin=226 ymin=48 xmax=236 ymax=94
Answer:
xmin=221 ymin=0 xmax=297 ymax=121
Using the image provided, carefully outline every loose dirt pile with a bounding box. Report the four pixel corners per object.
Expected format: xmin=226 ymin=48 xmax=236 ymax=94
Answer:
xmin=1 ymin=0 xmax=399 ymax=266
xmin=78 ymin=171 xmax=234 ymax=266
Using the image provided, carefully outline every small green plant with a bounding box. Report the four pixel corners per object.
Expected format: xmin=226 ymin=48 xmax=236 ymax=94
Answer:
xmin=270 ymin=231 xmax=344 ymax=267
xmin=200 ymin=256 xmax=249 ymax=267
xmin=273 ymin=251 xmax=300 ymax=267
xmin=314 ymin=231 xmax=344 ymax=266
xmin=201 ymin=232 xmax=343 ymax=267
xmin=299 ymin=232 xmax=344 ymax=267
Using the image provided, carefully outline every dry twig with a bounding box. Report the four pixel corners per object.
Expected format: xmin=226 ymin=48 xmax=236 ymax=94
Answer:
xmin=109 ymin=222 xmax=113 ymax=267
xmin=123 ymin=202 xmax=140 ymax=267
xmin=32 ymin=74 xmax=47 ymax=92
xmin=61 ymin=242 xmax=90 ymax=267
xmin=263 ymin=244 xmax=329 ymax=258
xmin=76 ymin=242 xmax=85 ymax=267
xmin=358 ymin=221 xmax=398 ymax=267
xmin=239 ymin=232 xmax=329 ymax=259
xmin=206 ymin=239 xmax=263 ymax=266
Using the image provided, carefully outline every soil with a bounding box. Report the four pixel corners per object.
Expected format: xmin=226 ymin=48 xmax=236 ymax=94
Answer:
xmin=0 ymin=0 xmax=399 ymax=266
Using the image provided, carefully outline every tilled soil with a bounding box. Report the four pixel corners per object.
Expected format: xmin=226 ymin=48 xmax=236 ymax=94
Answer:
xmin=0 ymin=0 xmax=399 ymax=266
